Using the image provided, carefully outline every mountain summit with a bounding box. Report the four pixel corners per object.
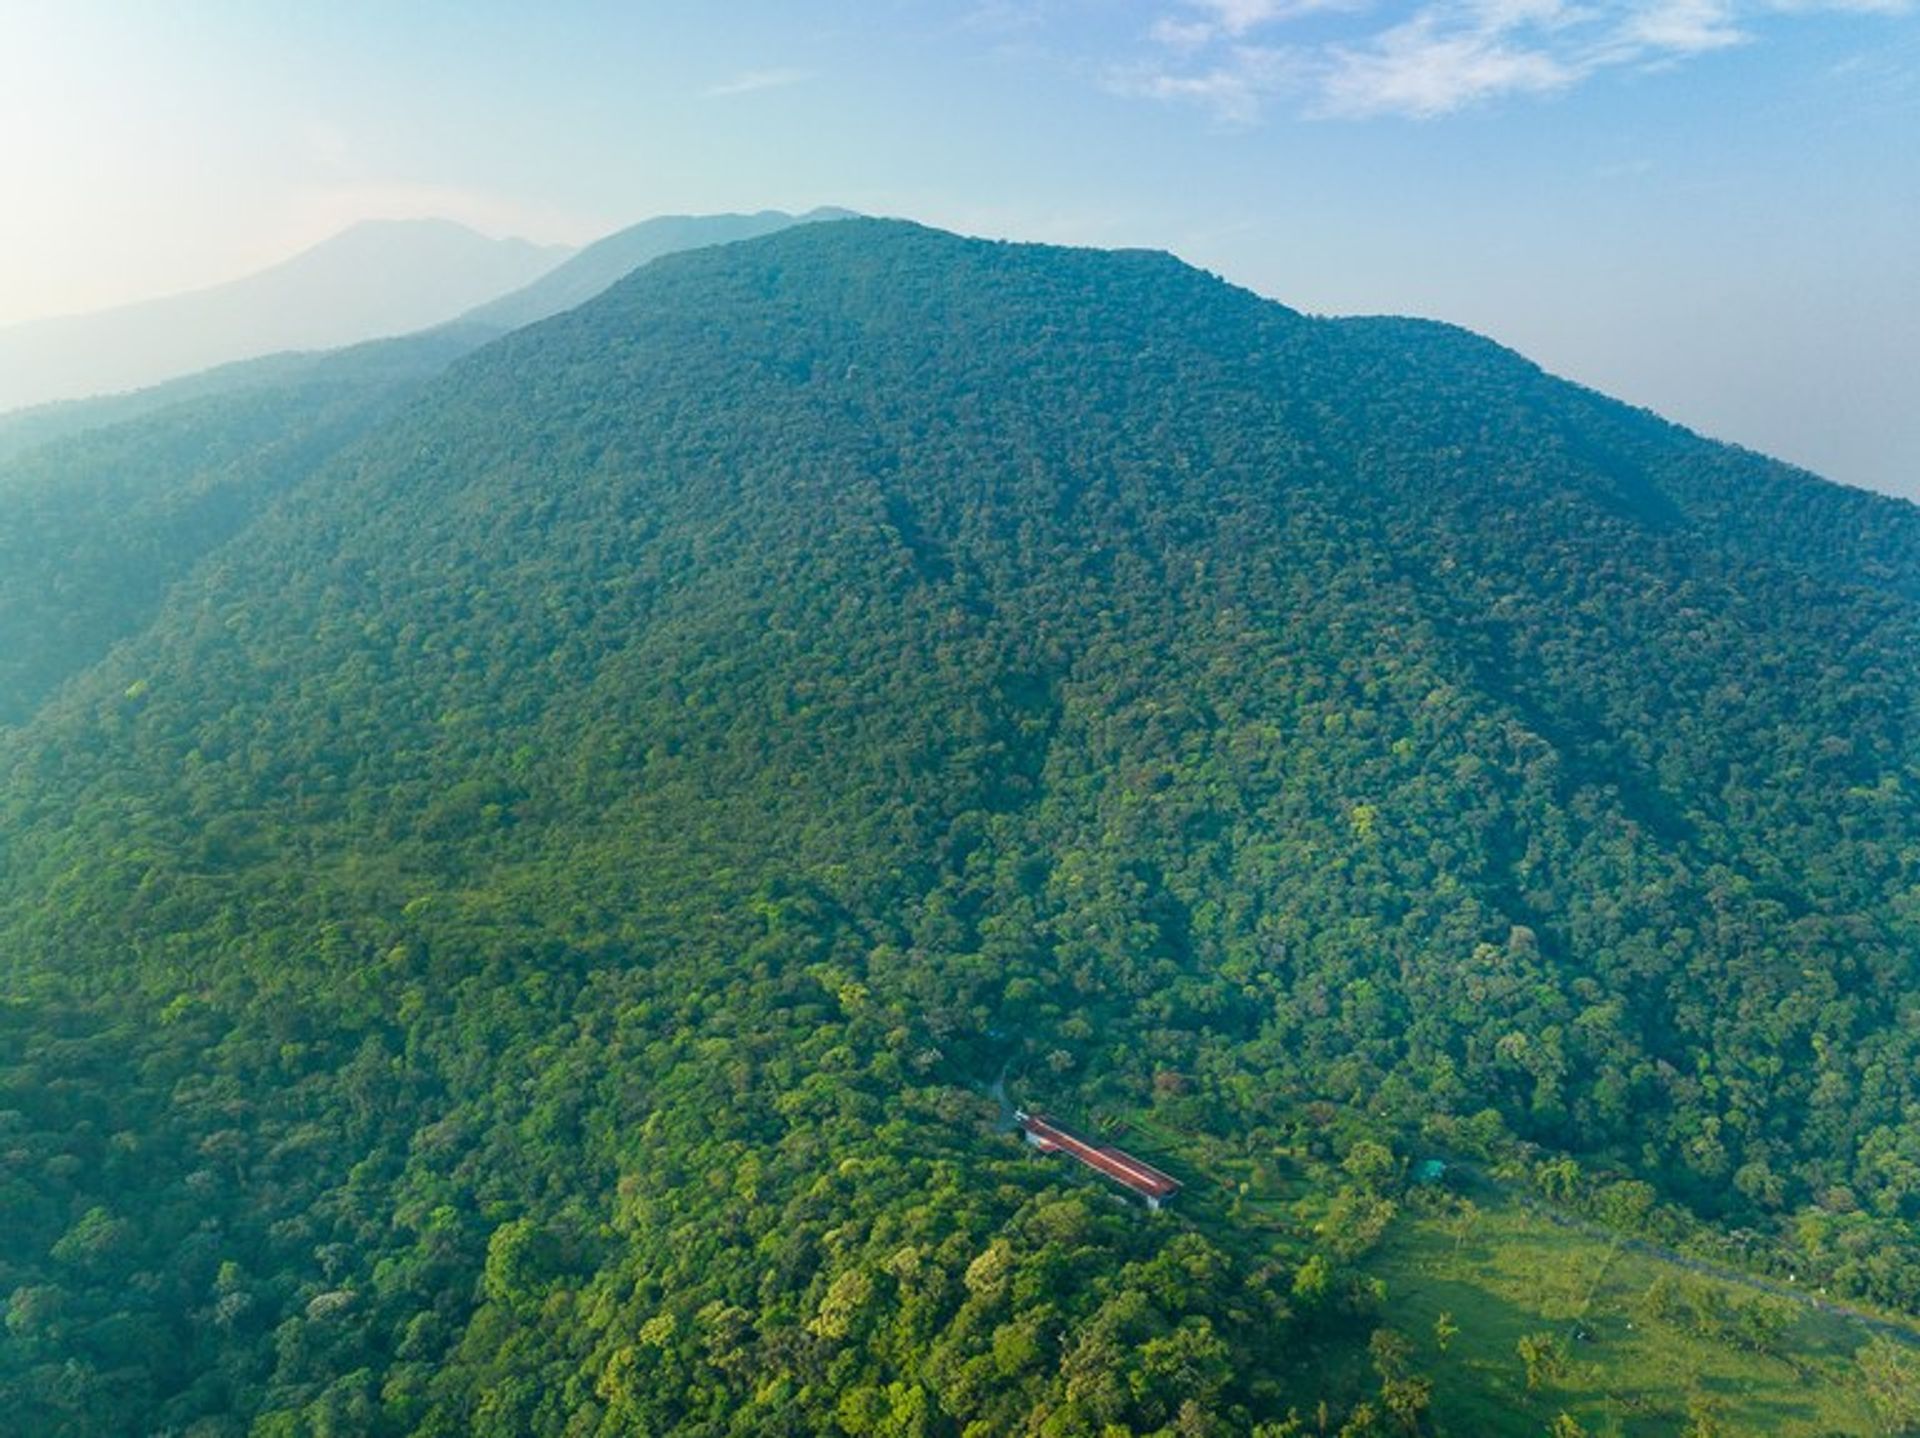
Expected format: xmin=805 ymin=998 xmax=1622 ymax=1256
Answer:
xmin=459 ymin=206 xmax=855 ymax=330
xmin=2 ymin=218 xmax=1917 ymax=1435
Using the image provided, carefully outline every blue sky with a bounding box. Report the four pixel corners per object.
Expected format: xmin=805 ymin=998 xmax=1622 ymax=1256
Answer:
xmin=0 ymin=0 xmax=1914 ymax=495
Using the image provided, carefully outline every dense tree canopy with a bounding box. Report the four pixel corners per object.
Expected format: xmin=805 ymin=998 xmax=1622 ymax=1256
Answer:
xmin=0 ymin=218 xmax=1916 ymax=1433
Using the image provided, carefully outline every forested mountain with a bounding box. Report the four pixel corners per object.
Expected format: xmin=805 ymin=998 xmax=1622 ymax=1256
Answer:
xmin=0 ymin=328 xmax=499 ymax=728
xmin=2 ymin=219 xmax=1918 ymax=1436
xmin=459 ymin=208 xmax=854 ymax=331
xmin=0 ymin=220 xmax=568 ymax=413
xmin=0 ymin=214 xmax=850 ymax=466
xmin=0 ymin=214 xmax=844 ymax=731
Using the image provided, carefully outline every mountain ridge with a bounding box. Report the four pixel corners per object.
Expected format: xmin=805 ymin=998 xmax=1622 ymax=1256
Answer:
xmin=0 ymin=210 xmax=856 ymax=462
xmin=459 ymin=205 xmax=856 ymax=331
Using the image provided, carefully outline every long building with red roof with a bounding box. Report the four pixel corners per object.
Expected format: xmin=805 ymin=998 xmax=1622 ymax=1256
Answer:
xmin=1014 ymin=1110 xmax=1180 ymax=1209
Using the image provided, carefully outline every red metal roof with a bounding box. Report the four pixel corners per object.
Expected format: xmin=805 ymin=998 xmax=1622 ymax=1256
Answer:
xmin=1016 ymin=1112 xmax=1180 ymax=1200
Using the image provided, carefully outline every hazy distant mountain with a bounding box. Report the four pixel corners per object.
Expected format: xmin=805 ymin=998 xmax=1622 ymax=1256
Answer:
xmin=459 ymin=206 xmax=854 ymax=329
xmin=0 ymin=211 xmax=853 ymax=457
xmin=0 ymin=219 xmax=569 ymax=412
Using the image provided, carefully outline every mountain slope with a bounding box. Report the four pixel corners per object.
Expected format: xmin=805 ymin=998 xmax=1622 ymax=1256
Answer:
xmin=0 ymin=220 xmax=568 ymax=412
xmin=0 ymin=214 xmax=858 ymax=728
xmin=1328 ymin=314 xmax=1920 ymax=603
xmin=1 ymin=219 xmax=1917 ymax=1435
xmin=0 ymin=213 xmax=851 ymax=462
xmin=0 ymin=322 xmax=503 ymax=465
xmin=460 ymin=207 xmax=854 ymax=331
xmin=0 ymin=327 xmax=499 ymax=727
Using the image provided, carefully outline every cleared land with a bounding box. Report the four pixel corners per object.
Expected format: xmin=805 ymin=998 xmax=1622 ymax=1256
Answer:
xmin=1107 ymin=1103 xmax=1918 ymax=1435
xmin=1375 ymin=1195 xmax=1905 ymax=1436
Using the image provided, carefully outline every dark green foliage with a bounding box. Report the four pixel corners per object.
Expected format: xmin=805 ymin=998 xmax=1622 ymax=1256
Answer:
xmin=1 ymin=218 xmax=1917 ymax=1433
xmin=0 ymin=325 xmax=523 ymax=730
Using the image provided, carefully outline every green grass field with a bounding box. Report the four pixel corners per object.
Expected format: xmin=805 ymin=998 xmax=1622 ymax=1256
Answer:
xmin=1370 ymin=1193 xmax=1906 ymax=1436
xmin=1104 ymin=1108 xmax=1919 ymax=1435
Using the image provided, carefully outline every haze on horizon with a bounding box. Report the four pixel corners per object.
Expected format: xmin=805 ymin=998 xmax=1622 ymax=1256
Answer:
xmin=1 ymin=0 xmax=1914 ymax=498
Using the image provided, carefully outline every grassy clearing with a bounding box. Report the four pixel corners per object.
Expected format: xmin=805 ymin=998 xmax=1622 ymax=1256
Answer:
xmin=1106 ymin=1106 xmax=1920 ymax=1434
xmin=1370 ymin=1192 xmax=1905 ymax=1436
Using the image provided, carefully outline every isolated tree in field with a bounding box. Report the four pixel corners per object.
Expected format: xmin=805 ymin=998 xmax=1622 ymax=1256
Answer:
xmin=1517 ymin=1332 xmax=1565 ymax=1391
xmin=1379 ymin=1375 xmax=1431 ymax=1434
xmin=1369 ymin=1327 xmax=1413 ymax=1381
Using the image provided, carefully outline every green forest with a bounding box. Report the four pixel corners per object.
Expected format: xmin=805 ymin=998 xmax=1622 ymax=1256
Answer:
xmin=2 ymin=219 xmax=1919 ymax=1435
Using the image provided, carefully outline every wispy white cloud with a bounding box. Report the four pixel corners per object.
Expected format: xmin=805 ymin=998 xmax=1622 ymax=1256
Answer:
xmin=1320 ymin=19 xmax=1578 ymax=117
xmin=1111 ymin=0 xmax=1909 ymax=119
xmin=1614 ymin=0 xmax=1747 ymax=55
xmin=1109 ymin=46 xmax=1302 ymax=124
xmin=1194 ymin=0 xmax=1307 ymax=31
xmin=1150 ymin=16 xmax=1223 ymax=48
xmin=702 ymin=67 xmax=813 ymax=99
